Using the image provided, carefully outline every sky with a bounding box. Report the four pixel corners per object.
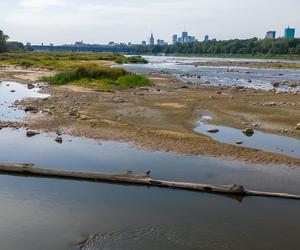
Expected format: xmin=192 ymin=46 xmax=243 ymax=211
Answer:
xmin=0 ymin=0 xmax=299 ymax=45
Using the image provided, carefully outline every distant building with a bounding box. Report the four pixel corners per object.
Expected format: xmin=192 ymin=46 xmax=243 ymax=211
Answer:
xmin=75 ymin=40 xmax=84 ymax=46
xmin=172 ymin=34 xmax=178 ymax=44
xmin=157 ymin=39 xmax=165 ymax=46
xmin=150 ymin=33 xmax=155 ymax=45
xmin=265 ymin=31 xmax=276 ymax=39
xmin=284 ymin=27 xmax=295 ymax=39
xmin=204 ymin=35 xmax=209 ymax=42
xmin=172 ymin=31 xmax=198 ymax=44
xmin=128 ymin=42 xmax=132 ymax=46
xmin=182 ymin=31 xmax=188 ymax=43
xmin=141 ymin=41 xmax=147 ymax=46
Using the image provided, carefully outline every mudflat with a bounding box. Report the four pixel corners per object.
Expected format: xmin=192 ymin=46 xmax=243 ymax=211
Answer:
xmin=1 ymin=66 xmax=300 ymax=166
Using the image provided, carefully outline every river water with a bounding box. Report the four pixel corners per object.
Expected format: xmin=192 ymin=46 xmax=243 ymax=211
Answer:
xmin=121 ymin=56 xmax=300 ymax=92
xmin=0 ymin=81 xmax=300 ymax=250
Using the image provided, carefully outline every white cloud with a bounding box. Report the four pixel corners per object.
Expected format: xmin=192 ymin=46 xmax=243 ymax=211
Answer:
xmin=20 ymin=0 xmax=65 ymax=10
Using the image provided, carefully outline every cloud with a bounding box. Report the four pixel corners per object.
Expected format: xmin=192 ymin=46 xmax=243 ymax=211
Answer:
xmin=20 ymin=0 xmax=65 ymax=10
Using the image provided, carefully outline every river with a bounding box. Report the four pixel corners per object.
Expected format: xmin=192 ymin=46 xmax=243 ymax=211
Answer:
xmin=0 ymin=80 xmax=300 ymax=250
xmin=120 ymin=55 xmax=300 ymax=92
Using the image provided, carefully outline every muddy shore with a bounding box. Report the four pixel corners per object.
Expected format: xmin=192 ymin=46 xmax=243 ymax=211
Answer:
xmin=1 ymin=65 xmax=300 ymax=167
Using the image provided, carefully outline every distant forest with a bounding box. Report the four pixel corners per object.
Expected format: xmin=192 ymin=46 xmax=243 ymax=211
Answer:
xmin=0 ymin=30 xmax=25 ymax=53
xmin=132 ymin=38 xmax=300 ymax=55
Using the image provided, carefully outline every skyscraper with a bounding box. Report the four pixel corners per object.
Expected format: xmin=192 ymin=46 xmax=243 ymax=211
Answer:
xmin=204 ymin=35 xmax=209 ymax=42
xmin=284 ymin=27 xmax=295 ymax=39
xmin=172 ymin=34 xmax=178 ymax=44
xmin=265 ymin=31 xmax=276 ymax=39
xmin=182 ymin=31 xmax=188 ymax=43
xmin=150 ymin=33 xmax=155 ymax=45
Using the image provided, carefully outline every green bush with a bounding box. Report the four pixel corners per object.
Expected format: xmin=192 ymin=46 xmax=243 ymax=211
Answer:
xmin=116 ymin=75 xmax=151 ymax=88
xmin=42 ymin=64 xmax=151 ymax=90
xmin=45 ymin=64 xmax=128 ymax=85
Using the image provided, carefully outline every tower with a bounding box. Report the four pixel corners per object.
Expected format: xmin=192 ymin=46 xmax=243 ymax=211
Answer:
xmin=150 ymin=33 xmax=155 ymax=45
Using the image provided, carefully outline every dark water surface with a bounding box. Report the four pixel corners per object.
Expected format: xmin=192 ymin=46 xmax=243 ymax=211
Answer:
xmin=195 ymin=119 xmax=300 ymax=159
xmin=0 ymin=81 xmax=300 ymax=250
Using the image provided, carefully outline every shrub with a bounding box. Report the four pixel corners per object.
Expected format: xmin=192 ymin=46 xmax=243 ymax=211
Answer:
xmin=116 ymin=75 xmax=151 ymax=88
xmin=42 ymin=64 xmax=151 ymax=90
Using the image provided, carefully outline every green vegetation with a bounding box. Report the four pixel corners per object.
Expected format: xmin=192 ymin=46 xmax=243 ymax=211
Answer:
xmin=133 ymin=38 xmax=300 ymax=57
xmin=116 ymin=75 xmax=151 ymax=88
xmin=0 ymin=52 xmax=148 ymax=69
xmin=0 ymin=30 xmax=9 ymax=53
xmin=42 ymin=64 xmax=151 ymax=90
xmin=115 ymin=55 xmax=148 ymax=64
xmin=6 ymin=42 xmax=26 ymax=52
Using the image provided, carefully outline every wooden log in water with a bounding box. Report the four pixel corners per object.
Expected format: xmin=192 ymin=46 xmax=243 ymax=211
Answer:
xmin=0 ymin=163 xmax=300 ymax=200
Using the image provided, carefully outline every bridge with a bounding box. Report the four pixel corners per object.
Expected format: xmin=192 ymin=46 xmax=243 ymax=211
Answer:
xmin=29 ymin=45 xmax=135 ymax=54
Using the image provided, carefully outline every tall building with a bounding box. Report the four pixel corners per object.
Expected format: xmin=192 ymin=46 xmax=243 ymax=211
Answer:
xmin=141 ymin=41 xmax=147 ymax=46
xmin=265 ymin=31 xmax=276 ymax=39
xmin=182 ymin=31 xmax=188 ymax=43
xmin=172 ymin=34 xmax=178 ymax=44
xmin=150 ymin=33 xmax=155 ymax=45
xmin=284 ymin=27 xmax=295 ymax=39
xmin=204 ymin=35 xmax=209 ymax=42
xmin=157 ymin=39 xmax=166 ymax=46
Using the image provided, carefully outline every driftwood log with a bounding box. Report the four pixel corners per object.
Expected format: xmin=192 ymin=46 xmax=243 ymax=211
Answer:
xmin=0 ymin=163 xmax=300 ymax=200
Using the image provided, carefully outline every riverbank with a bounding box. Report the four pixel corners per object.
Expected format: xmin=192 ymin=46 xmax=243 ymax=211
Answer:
xmin=191 ymin=60 xmax=300 ymax=70
xmin=1 ymin=65 xmax=298 ymax=166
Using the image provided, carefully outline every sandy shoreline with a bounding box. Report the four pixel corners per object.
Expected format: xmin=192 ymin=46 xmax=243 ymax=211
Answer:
xmin=1 ymin=65 xmax=300 ymax=167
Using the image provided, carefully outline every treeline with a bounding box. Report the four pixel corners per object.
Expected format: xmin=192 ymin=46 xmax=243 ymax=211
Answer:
xmin=0 ymin=30 xmax=25 ymax=53
xmin=132 ymin=38 xmax=300 ymax=55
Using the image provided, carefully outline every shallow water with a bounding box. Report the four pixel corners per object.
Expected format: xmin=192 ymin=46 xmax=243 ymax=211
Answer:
xmin=194 ymin=118 xmax=300 ymax=159
xmin=0 ymin=82 xmax=300 ymax=250
xmin=120 ymin=56 xmax=300 ymax=92
xmin=0 ymin=81 xmax=48 ymax=121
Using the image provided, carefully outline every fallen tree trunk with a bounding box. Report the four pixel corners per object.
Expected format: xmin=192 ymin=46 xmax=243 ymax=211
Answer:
xmin=0 ymin=163 xmax=300 ymax=200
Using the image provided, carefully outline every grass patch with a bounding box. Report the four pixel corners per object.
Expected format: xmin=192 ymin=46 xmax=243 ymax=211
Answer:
xmin=116 ymin=75 xmax=151 ymax=89
xmin=0 ymin=52 xmax=148 ymax=70
xmin=41 ymin=64 xmax=151 ymax=90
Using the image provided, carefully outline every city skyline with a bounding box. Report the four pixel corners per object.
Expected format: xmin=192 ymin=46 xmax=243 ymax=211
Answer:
xmin=0 ymin=0 xmax=299 ymax=44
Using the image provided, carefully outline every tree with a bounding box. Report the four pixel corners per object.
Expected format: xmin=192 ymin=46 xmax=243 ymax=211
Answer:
xmin=0 ymin=30 xmax=9 ymax=53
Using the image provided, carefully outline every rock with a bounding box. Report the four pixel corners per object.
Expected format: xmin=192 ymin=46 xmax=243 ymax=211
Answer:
xmin=206 ymin=128 xmax=220 ymax=133
xmin=24 ymin=105 xmax=38 ymax=113
xmin=10 ymin=90 xmax=16 ymax=93
xmin=26 ymin=131 xmax=40 ymax=137
xmin=236 ymin=141 xmax=243 ymax=145
xmin=113 ymin=97 xmax=126 ymax=103
xmin=247 ymin=79 xmax=252 ymax=83
xmin=287 ymin=82 xmax=298 ymax=88
xmin=27 ymin=84 xmax=35 ymax=89
xmin=296 ymin=123 xmax=300 ymax=130
xmin=272 ymin=82 xmax=280 ymax=88
xmin=243 ymin=128 xmax=254 ymax=136
xmin=55 ymin=136 xmax=63 ymax=144
xmin=280 ymin=128 xmax=289 ymax=133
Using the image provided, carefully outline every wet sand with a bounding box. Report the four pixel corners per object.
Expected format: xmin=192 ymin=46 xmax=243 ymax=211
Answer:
xmin=1 ymin=66 xmax=300 ymax=166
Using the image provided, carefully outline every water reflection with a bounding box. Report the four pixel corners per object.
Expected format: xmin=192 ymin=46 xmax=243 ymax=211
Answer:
xmin=0 ymin=81 xmax=48 ymax=121
xmin=194 ymin=120 xmax=300 ymax=159
xmin=0 ymin=81 xmax=300 ymax=249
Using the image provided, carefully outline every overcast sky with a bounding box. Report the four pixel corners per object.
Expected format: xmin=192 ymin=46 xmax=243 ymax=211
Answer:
xmin=0 ymin=0 xmax=299 ymax=45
